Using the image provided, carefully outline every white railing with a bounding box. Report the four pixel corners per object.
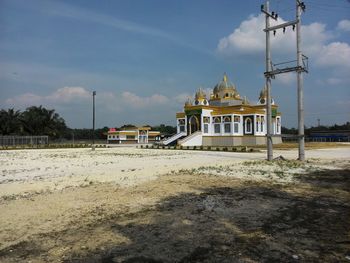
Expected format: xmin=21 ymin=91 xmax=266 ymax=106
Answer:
xmin=162 ymin=131 xmax=187 ymax=145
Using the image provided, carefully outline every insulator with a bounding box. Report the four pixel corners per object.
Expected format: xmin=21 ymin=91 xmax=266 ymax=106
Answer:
xmin=283 ymin=27 xmax=286 ymax=33
xmin=273 ymin=30 xmax=276 ymax=36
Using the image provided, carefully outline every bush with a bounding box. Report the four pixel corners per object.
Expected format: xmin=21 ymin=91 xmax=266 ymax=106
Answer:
xmin=207 ymin=146 xmax=211 ymax=151
xmin=193 ymin=146 xmax=197 ymax=150
xmin=146 ymin=145 xmax=149 ymax=148
xmin=223 ymin=147 xmax=228 ymax=151
xmin=216 ymin=147 xmax=220 ymax=151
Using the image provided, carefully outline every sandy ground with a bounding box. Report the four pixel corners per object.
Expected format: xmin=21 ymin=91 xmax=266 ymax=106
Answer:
xmin=0 ymin=146 xmax=349 ymax=262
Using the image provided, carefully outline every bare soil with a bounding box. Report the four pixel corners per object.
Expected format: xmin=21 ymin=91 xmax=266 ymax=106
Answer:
xmin=0 ymin=158 xmax=349 ymax=262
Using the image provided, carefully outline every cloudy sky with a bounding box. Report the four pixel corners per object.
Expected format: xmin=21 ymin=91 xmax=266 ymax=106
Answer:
xmin=1 ymin=0 xmax=349 ymax=128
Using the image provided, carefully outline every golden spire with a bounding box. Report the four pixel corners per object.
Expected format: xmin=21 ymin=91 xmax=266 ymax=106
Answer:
xmin=223 ymin=72 xmax=228 ymax=83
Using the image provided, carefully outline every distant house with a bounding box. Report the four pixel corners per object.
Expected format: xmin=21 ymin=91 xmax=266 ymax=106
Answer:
xmin=107 ymin=127 xmax=161 ymax=144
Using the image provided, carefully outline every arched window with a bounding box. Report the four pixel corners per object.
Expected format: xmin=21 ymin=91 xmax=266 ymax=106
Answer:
xmin=276 ymin=118 xmax=281 ymax=134
xmin=213 ymin=117 xmax=221 ymax=134
xmin=233 ymin=115 xmax=240 ymax=133
xmin=203 ymin=117 xmax=210 ymax=134
xmin=256 ymin=116 xmax=260 ymax=132
xmin=178 ymin=119 xmax=185 ymax=132
xmin=223 ymin=116 xmax=231 ymax=133
xmin=245 ymin=118 xmax=252 ymax=134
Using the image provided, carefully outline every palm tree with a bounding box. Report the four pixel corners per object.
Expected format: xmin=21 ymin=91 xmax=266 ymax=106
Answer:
xmin=20 ymin=106 xmax=67 ymax=138
xmin=0 ymin=108 xmax=22 ymax=135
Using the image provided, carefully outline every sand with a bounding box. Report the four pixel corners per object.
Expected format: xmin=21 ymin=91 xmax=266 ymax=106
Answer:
xmin=0 ymin=146 xmax=349 ymax=262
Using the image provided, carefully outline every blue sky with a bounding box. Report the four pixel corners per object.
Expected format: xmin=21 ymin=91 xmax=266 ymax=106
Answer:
xmin=1 ymin=0 xmax=349 ymax=128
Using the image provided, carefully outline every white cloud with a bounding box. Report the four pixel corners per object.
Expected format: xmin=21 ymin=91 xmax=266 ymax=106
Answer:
xmin=337 ymin=19 xmax=350 ymax=32
xmin=5 ymin=86 xmax=89 ymax=107
xmin=5 ymin=87 xmax=171 ymax=111
xmin=275 ymin=73 xmax=296 ymax=85
xmin=316 ymin=42 xmax=350 ymax=68
xmin=217 ymin=15 xmax=350 ymax=72
xmin=47 ymin=87 xmax=91 ymax=102
xmin=121 ymin=91 xmax=169 ymax=108
xmin=217 ymin=14 xmax=333 ymax=57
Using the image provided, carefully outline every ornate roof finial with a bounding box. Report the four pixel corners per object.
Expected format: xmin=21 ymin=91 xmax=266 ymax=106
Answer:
xmin=242 ymin=96 xmax=250 ymax=105
xmin=185 ymin=97 xmax=192 ymax=106
xmin=223 ymin=72 xmax=228 ymax=83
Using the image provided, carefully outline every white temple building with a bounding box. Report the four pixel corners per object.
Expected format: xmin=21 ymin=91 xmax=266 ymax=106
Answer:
xmin=163 ymin=73 xmax=282 ymax=146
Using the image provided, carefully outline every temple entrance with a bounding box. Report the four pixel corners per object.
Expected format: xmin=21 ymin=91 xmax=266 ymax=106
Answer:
xmin=138 ymin=130 xmax=147 ymax=143
xmin=189 ymin=115 xmax=199 ymax=134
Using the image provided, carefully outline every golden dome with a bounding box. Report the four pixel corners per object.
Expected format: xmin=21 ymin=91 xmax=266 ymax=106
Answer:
xmin=212 ymin=73 xmax=240 ymax=99
xmin=185 ymin=97 xmax=192 ymax=106
xmin=195 ymin=87 xmax=207 ymax=100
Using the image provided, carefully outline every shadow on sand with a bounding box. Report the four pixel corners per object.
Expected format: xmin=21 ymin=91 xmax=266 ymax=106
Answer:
xmin=66 ymin=168 xmax=350 ymax=263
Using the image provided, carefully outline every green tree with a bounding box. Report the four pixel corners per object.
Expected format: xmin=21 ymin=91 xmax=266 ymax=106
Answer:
xmin=0 ymin=108 xmax=22 ymax=135
xmin=20 ymin=106 xmax=67 ymax=138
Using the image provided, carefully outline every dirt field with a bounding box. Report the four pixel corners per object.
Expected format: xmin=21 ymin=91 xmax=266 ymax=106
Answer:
xmin=0 ymin=146 xmax=349 ymax=262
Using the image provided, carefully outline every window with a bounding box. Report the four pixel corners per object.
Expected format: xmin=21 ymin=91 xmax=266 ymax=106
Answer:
xmin=224 ymin=123 xmax=231 ymax=133
xmin=223 ymin=116 xmax=231 ymax=122
xmin=261 ymin=116 xmax=264 ymax=132
xmin=213 ymin=117 xmax=221 ymax=134
xmin=214 ymin=124 xmax=220 ymax=133
xmin=178 ymin=119 xmax=185 ymax=133
xmin=256 ymin=116 xmax=260 ymax=132
xmin=233 ymin=115 xmax=240 ymax=133
xmin=234 ymin=123 xmax=239 ymax=133
xmin=245 ymin=118 xmax=252 ymax=133
xmin=126 ymin=135 xmax=135 ymax=140
xmin=277 ymin=118 xmax=281 ymax=133
xmin=204 ymin=124 xmax=209 ymax=133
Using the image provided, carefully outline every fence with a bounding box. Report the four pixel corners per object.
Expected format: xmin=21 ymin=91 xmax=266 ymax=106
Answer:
xmin=0 ymin=136 xmax=49 ymax=146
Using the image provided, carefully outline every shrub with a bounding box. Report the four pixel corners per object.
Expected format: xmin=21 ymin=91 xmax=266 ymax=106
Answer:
xmin=223 ymin=147 xmax=228 ymax=151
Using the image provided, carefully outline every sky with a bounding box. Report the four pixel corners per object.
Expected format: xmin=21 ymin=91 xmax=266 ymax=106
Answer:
xmin=0 ymin=0 xmax=349 ymax=128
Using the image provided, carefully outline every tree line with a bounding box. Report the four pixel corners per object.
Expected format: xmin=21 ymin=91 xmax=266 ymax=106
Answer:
xmin=0 ymin=106 xmax=176 ymax=140
xmin=1 ymin=106 xmax=348 ymax=140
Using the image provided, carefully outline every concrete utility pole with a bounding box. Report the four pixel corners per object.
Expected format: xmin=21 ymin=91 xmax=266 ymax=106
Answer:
xmin=262 ymin=1 xmax=277 ymax=161
xmin=296 ymin=0 xmax=305 ymax=161
xmin=92 ymin=91 xmax=96 ymax=151
xmin=261 ymin=0 xmax=307 ymax=161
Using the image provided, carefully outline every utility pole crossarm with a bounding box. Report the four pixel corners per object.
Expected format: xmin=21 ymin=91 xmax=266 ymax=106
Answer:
xmin=264 ymin=20 xmax=299 ymax=32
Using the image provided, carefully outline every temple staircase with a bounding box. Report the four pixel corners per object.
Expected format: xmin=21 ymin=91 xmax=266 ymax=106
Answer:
xmin=178 ymin=131 xmax=202 ymax=146
xmin=162 ymin=131 xmax=187 ymax=146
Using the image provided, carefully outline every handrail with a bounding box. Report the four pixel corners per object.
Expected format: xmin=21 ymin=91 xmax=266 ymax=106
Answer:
xmin=162 ymin=131 xmax=187 ymax=145
xmin=178 ymin=131 xmax=202 ymax=145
